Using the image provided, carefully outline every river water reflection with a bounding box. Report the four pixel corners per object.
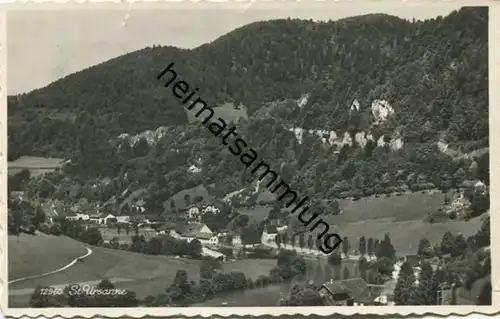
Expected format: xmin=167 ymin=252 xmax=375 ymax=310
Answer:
xmin=194 ymin=257 xmax=378 ymax=307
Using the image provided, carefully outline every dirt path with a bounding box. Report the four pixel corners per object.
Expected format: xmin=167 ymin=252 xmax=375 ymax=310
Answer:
xmin=8 ymin=247 xmax=93 ymax=285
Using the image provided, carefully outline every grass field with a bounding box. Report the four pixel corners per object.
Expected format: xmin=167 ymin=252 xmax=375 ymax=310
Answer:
xmin=326 ymin=216 xmax=483 ymax=256
xmin=238 ymin=205 xmax=272 ymax=224
xmin=8 ymin=156 xmax=65 ymax=177
xmin=165 ymin=184 xmax=212 ymax=210
xmin=8 ymin=233 xmax=87 ymax=280
xmin=187 ymin=102 xmax=248 ymax=124
xmin=331 ymin=191 xmax=448 ymax=225
xmin=9 ymin=233 xmax=277 ymax=307
xmin=317 ymin=191 xmax=484 ymax=255
xmin=234 ymin=191 xmax=482 ymax=256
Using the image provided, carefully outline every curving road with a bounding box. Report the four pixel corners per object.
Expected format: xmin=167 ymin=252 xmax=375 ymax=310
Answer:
xmin=8 ymin=247 xmax=93 ymax=285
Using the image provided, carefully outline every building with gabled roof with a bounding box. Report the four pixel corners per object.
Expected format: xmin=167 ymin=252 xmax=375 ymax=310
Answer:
xmin=170 ymin=222 xmax=218 ymax=245
xmin=319 ymin=278 xmax=384 ymax=306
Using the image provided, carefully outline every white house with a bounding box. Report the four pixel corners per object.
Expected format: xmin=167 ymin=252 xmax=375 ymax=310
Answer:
xmin=209 ymin=236 xmax=219 ymax=245
xmin=66 ymin=213 xmax=90 ymax=221
xmin=88 ymin=214 xmax=101 ymax=223
xmin=260 ymin=225 xmax=278 ymax=244
xmin=171 ymin=223 xmax=214 ymax=244
xmin=232 ymin=235 xmax=243 ymax=247
xmin=276 ymin=225 xmax=288 ymax=232
xmin=116 ymin=216 xmax=131 ymax=224
xmin=98 ymin=213 xmax=117 ymax=225
xmin=202 ymin=205 xmax=220 ymax=214
xmin=186 ymin=205 xmax=201 ymax=220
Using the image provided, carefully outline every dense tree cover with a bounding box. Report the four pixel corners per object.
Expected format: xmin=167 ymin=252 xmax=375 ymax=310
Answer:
xmin=8 ymin=197 xmax=45 ymax=235
xmin=277 ymin=283 xmax=324 ymax=306
xmin=7 ymin=8 xmax=489 ymax=214
xmin=395 ymin=215 xmax=491 ymax=305
xmin=394 ymin=261 xmax=416 ymax=305
xmin=375 ymin=233 xmax=396 ymax=260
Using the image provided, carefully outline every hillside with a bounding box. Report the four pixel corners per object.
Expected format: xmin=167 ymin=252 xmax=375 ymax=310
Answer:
xmin=8 ymin=233 xmax=88 ymax=280
xmin=7 ymin=7 xmax=489 ymax=229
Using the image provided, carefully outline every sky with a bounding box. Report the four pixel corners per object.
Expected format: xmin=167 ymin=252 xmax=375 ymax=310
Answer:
xmin=7 ymin=1 xmax=468 ymax=95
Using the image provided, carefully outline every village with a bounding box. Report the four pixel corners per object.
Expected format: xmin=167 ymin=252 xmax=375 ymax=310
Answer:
xmin=19 ymin=186 xmax=479 ymax=307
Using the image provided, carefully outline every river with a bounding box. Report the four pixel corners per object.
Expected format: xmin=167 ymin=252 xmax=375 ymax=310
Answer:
xmin=194 ymin=257 xmax=378 ymax=306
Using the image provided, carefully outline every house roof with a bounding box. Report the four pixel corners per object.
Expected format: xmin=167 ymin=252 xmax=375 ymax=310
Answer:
xmin=175 ymin=223 xmax=212 ymax=238
xmin=99 ymin=212 xmax=115 ymax=218
xmin=265 ymin=225 xmax=278 ymax=234
xmin=65 ymin=210 xmax=77 ymax=217
xmin=377 ymin=256 xmax=394 ymax=264
xmin=145 ymin=214 xmax=164 ymax=222
xmin=158 ymin=221 xmax=176 ymax=231
xmin=322 ymin=278 xmax=382 ymax=304
xmin=405 ymin=255 xmax=419 ymax=265
xmin=130 ymin=215 xmax=146 ymax=222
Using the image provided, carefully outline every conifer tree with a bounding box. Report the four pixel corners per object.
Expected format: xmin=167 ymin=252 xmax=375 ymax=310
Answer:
xmin=408 ymin=262 xmax=439 ymax=305
xmin=394 ymin=261 xmax=416 ymax=305
xmin=359 ymin=236 xmax=366 ymax=256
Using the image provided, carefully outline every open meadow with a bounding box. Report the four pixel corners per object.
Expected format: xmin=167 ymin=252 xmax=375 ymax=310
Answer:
xmin=8 ymin=156 xmax=64 ymax=177
xmin=8 ymin=233 xmax=87 ymax=280
xmin=237 ymin=191 xmax=483 ymax=256
xmin=332 ymin=191 xmax=448 ymax=224
xmin=9 ymin=233 xmax=277 ymax=307
xmin=187 ymin=102 xmax=248 ymax=124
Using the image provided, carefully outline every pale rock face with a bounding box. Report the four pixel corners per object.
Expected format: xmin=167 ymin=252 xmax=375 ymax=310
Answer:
xmin=297 ymin=94 xmax=310 ymax=108
xmin=390 ymin=137 xmax=404 ymax=150
xmin=289 ymin=127 xmax=304 ymax=144
xmin=377 ymin=135 xmax=386 ymax=147
xmin=188 ymin=165 xmax=202 ymax=173
xmin=118 ymin=133 xmax=130 ymax=139
xmin=336 ymin=132 xmax=353 ymax=147
xmin=350 ymin=99 xmax=360 ymax=111
xmin=354 ymin=131 xmax=374 ymax=148
xmin=371 ymin=99 xmax=395 ymax=123
xmin=118 ymin=126 xmax=169 ymax=147
xmin=376 ymin=134 xmax=404 ymax=150
xmin=328 ymin=131 xmax=338 ymax=145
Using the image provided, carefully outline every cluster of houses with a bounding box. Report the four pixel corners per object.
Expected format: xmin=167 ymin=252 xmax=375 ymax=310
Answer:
xmin=63 ymin=203 xmax=220 ymax=225
xmin=317 ymin=253 xmax=467 ymax=306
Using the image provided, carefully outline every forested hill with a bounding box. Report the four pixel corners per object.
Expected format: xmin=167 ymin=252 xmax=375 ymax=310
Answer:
xmin=8 ymin=7 xmax=489 ymax=202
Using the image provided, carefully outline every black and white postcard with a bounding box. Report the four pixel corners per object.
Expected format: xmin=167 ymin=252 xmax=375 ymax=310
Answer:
xmin=3 ymin=1 xmax=498 ymax=317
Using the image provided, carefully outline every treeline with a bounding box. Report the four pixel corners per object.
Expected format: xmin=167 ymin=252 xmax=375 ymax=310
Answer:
xmin=395 ymin=216 xmax=491 ymax=305
xmin=104 ymin=234 xmax=203 ymax=259
xmin=144 ymin=249 xmax=309 ymax=306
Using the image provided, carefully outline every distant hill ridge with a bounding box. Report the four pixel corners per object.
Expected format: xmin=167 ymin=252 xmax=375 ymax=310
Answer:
xmin=7 ymin=8 xmax=489 ymax=205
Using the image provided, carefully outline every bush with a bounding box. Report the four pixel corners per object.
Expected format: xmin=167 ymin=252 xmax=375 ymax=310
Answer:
xmin=49 ymin=225 xmax=62 ymax=236
xmin=27 ymin=225 xmax=37 ymax=235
